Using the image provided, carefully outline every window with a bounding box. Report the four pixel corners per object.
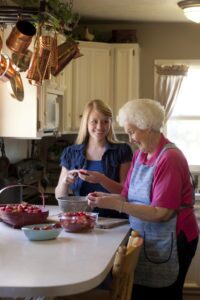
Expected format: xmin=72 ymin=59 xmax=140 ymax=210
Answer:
xmin=155 ymin=60 xmax=200 ymax=170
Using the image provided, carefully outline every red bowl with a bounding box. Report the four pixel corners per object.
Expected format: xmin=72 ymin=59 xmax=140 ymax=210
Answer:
xmin=0 ymin=204 xmax=49 ymax=229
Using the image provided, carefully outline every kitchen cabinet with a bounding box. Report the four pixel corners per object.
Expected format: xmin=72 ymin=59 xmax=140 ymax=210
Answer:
xmin=0 ymin=69 xmax=67 ymax=139
xmin=0 ymin=26 xmax=71 ymax=139
xmin=111 ymin=43 xmax=140 ymax=130
xmin=70 ymin=41 xmax=140 ymax=131
xmin=71 ymin=41 xmax=111 ymax=130
xmin=0 ymin=36 xmax=139 ymax=137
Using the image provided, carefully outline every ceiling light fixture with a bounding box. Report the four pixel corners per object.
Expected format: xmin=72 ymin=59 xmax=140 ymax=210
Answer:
xmin=178 ymin=0 xmax=200 ymax=23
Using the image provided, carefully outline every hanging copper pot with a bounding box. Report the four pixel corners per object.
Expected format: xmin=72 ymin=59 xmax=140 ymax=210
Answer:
xmin=38 ymin=35 xmax=52 ymax=80
xmin=0 ymin=35 xmax=2 ymax=52
xmin=38 ymin=47 xmax=51 ymax=81
xmin=26 ymin=49 xmax=42 ymax=85
xmin=44 ymin=65 xmax=51 ymax=80
xmin=9 ymin=71 xmax=24 ymax=101
xmin=0 ymin=54 xmax=16 ymax=82
xmin=50 ymin=34 xmax=58 ymax=70
xmin=27 ymin=35 xmax=51 ymax=85
xmin=56 ymin=39 xmax=77 ymax=60
xmin=6 ymin=20 xmax=36 ymax=54
xmin=12 ymin=49 xmax=32 ymax=72
xmin=51 ymin=40 xmax=80 ymax=76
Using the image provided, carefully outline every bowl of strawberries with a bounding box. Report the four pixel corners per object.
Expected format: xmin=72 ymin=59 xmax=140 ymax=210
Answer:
xmin=0 ymin=203 xmax=49 ymax=229
xmin=22 ymin=223 xmax=62 ymax=241
xmin=59 ymin=211 xmax=98 ymax=233
xmin=0 ymin=184 xmax=49 ymax=229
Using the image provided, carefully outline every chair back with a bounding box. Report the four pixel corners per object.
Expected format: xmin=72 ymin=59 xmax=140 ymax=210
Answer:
xmin=58 ymin=230 xmax=143 ymax=300
xmin=110 ymin=230 xmax=143 ymax=300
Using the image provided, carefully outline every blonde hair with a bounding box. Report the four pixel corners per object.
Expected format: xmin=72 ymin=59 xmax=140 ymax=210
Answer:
xmin=75 ymin=99 xmax=118 ymax=144
xmin=117 ymin=99 xmax=165 ymax=131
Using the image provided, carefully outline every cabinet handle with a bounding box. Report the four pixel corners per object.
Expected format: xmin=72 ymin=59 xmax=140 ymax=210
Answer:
xmin=133 ymin=49 xmax=135 ymax=56
xmin=79 ymin=114 xmax=82 ymax=118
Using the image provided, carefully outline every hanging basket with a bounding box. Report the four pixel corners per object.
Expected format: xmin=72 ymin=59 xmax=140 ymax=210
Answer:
xmin=0 ymin=184 xmax=49 ymax=229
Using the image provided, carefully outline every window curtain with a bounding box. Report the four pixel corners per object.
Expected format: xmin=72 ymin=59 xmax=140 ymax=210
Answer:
xmin=154 ymin=64 xmax=189 ymax=122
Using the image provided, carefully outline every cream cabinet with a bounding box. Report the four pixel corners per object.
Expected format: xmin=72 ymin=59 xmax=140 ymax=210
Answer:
xmin=0 ymin=26 xmax=72 ymax=138
xmin=0 ymin=37 xmax=139 ymax=137
xmin=0 ymin=69 xmax=69 ymax=139
xmin=0 ymin=25 xmax=38 ymax=138
xmin=111 ymin=43 xmax=140 ymax=130
xmin=71 ymin=41 xmax=111 ymax=130
xmin=70 ymin=41 xmax=140 ymax=131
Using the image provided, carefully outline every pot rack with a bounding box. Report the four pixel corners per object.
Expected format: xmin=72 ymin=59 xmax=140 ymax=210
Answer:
xmin=0 ymin=7 xmax=39 ymax=23
xmin=0 ymin=1 xmax=45 ymax=24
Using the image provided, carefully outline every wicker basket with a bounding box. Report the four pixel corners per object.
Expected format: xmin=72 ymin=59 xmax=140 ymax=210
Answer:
xmin=0 ymin=184 xmax=49 ymax=229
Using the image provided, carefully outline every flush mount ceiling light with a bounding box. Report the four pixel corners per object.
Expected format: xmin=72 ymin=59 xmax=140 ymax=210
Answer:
xmin=178 ymin=0 xmax=200 ymax=23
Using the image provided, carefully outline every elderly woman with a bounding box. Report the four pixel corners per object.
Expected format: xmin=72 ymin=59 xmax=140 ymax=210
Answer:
xmin=88 ymin=99 xmax=199 ymax=300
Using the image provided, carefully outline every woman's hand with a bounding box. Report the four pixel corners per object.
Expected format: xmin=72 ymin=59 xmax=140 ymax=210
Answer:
xmin=87 ymin=192 xmax=123 ymax=211
xmin=78 ymin=170 xmax=104 ymax=184
xmin=62 ymin=169 xmax=79 ymax=185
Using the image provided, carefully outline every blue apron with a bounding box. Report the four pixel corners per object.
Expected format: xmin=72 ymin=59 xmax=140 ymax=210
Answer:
xmin=128 ymin=143 xmax=179 ymax=287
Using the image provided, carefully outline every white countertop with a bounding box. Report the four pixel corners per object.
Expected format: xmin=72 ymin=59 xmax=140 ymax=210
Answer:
xmin=0 ymin=206 xmax=130 ymax=297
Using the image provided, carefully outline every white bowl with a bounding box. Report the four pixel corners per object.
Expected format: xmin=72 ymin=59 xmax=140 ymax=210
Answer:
xmin=22 ymin=223 xmax=62 ymax=241
xmin=57 ymin=196 xmax=90 ymax=213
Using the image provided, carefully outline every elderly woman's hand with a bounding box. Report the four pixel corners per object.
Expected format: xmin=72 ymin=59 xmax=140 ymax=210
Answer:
xmin=87 ymin=192 xmax=123 ymax=212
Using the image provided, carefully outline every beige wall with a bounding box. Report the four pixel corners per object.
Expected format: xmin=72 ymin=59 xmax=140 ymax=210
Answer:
xmin=78 ymin=22 xmax=200 ymax=98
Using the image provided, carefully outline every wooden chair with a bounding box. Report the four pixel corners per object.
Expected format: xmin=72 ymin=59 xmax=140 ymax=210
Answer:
xmin=57 ymin=230 xmax=143 ymax=300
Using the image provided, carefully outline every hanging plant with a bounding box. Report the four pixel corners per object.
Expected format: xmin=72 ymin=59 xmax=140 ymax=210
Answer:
xmin=11 ymin=0 xmax=80 ymax=37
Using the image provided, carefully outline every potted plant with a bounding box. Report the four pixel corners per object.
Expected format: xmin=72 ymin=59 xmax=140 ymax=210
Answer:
xmin=11 ymin=0 xmax=80 ymax=37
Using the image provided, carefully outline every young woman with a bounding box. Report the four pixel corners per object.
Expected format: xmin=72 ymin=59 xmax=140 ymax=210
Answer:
xmin=88 ymin=98 xmax=199 ymax=299
xmin=55 ymin=99 xmax=133 ymax=218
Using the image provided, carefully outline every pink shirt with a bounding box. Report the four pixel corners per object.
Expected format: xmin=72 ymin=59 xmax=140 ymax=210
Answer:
xmin=121 ymin=134 xmax=199 ymax=241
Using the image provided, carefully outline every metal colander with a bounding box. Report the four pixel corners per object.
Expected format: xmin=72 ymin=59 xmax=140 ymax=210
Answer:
xmin=57 ymin=196 xmax=91 ymax=213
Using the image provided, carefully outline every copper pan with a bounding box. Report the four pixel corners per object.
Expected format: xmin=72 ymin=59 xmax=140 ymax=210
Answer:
xmin=38 ymin=47 xmax=51 ymax=81
xmin=51 ymin=47 xmax=77 ymax=76
xmin=0 ymin=54 xmax=16 ymax=83
xmin=49 ymin=35 xmax=58 ymax=70
xmin=27 ymin=45 xmax=51 ymax=85
xmin=12 ymin=50 xmax=32 ymax=72
xmin=9 ymin=71 xmax=24 ymax=101
xmin=26 ymin=49 xmax=42 ymax=85
xmin=51 ymin=40 xmax=80 ymax=76
xmin=56 ymin=39 xmax=77 ymax=60
xmin=6 ymin=20 xmax=36 ymax=54
xmin=38 ymin=35 xmax=51 ymax=80
xmin=0 ymin=35 xmax=2 ymax=52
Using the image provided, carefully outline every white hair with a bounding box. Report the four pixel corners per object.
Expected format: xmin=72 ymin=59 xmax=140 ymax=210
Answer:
xmin=117 ymin=99 xmax=165 ymax=131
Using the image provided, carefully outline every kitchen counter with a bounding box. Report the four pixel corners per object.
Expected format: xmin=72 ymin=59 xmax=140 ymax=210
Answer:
xmin=0 ymin=206 xmax=130 ymax=297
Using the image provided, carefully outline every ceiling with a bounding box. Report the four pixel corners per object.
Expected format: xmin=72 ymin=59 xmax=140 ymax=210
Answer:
xmin=72 ymin=0 xmax=190 ymax=23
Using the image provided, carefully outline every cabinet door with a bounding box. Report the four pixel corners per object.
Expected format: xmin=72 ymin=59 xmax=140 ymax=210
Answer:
xmin=112 ymin=44 xmax=140 ymax=130
xmin=72 ymin=42 xmax=111 ymax=130
xmin=0 ymin=25 xmax=38 ymax=138
xmin=0 ymin=72 xmax=38 ymax=138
